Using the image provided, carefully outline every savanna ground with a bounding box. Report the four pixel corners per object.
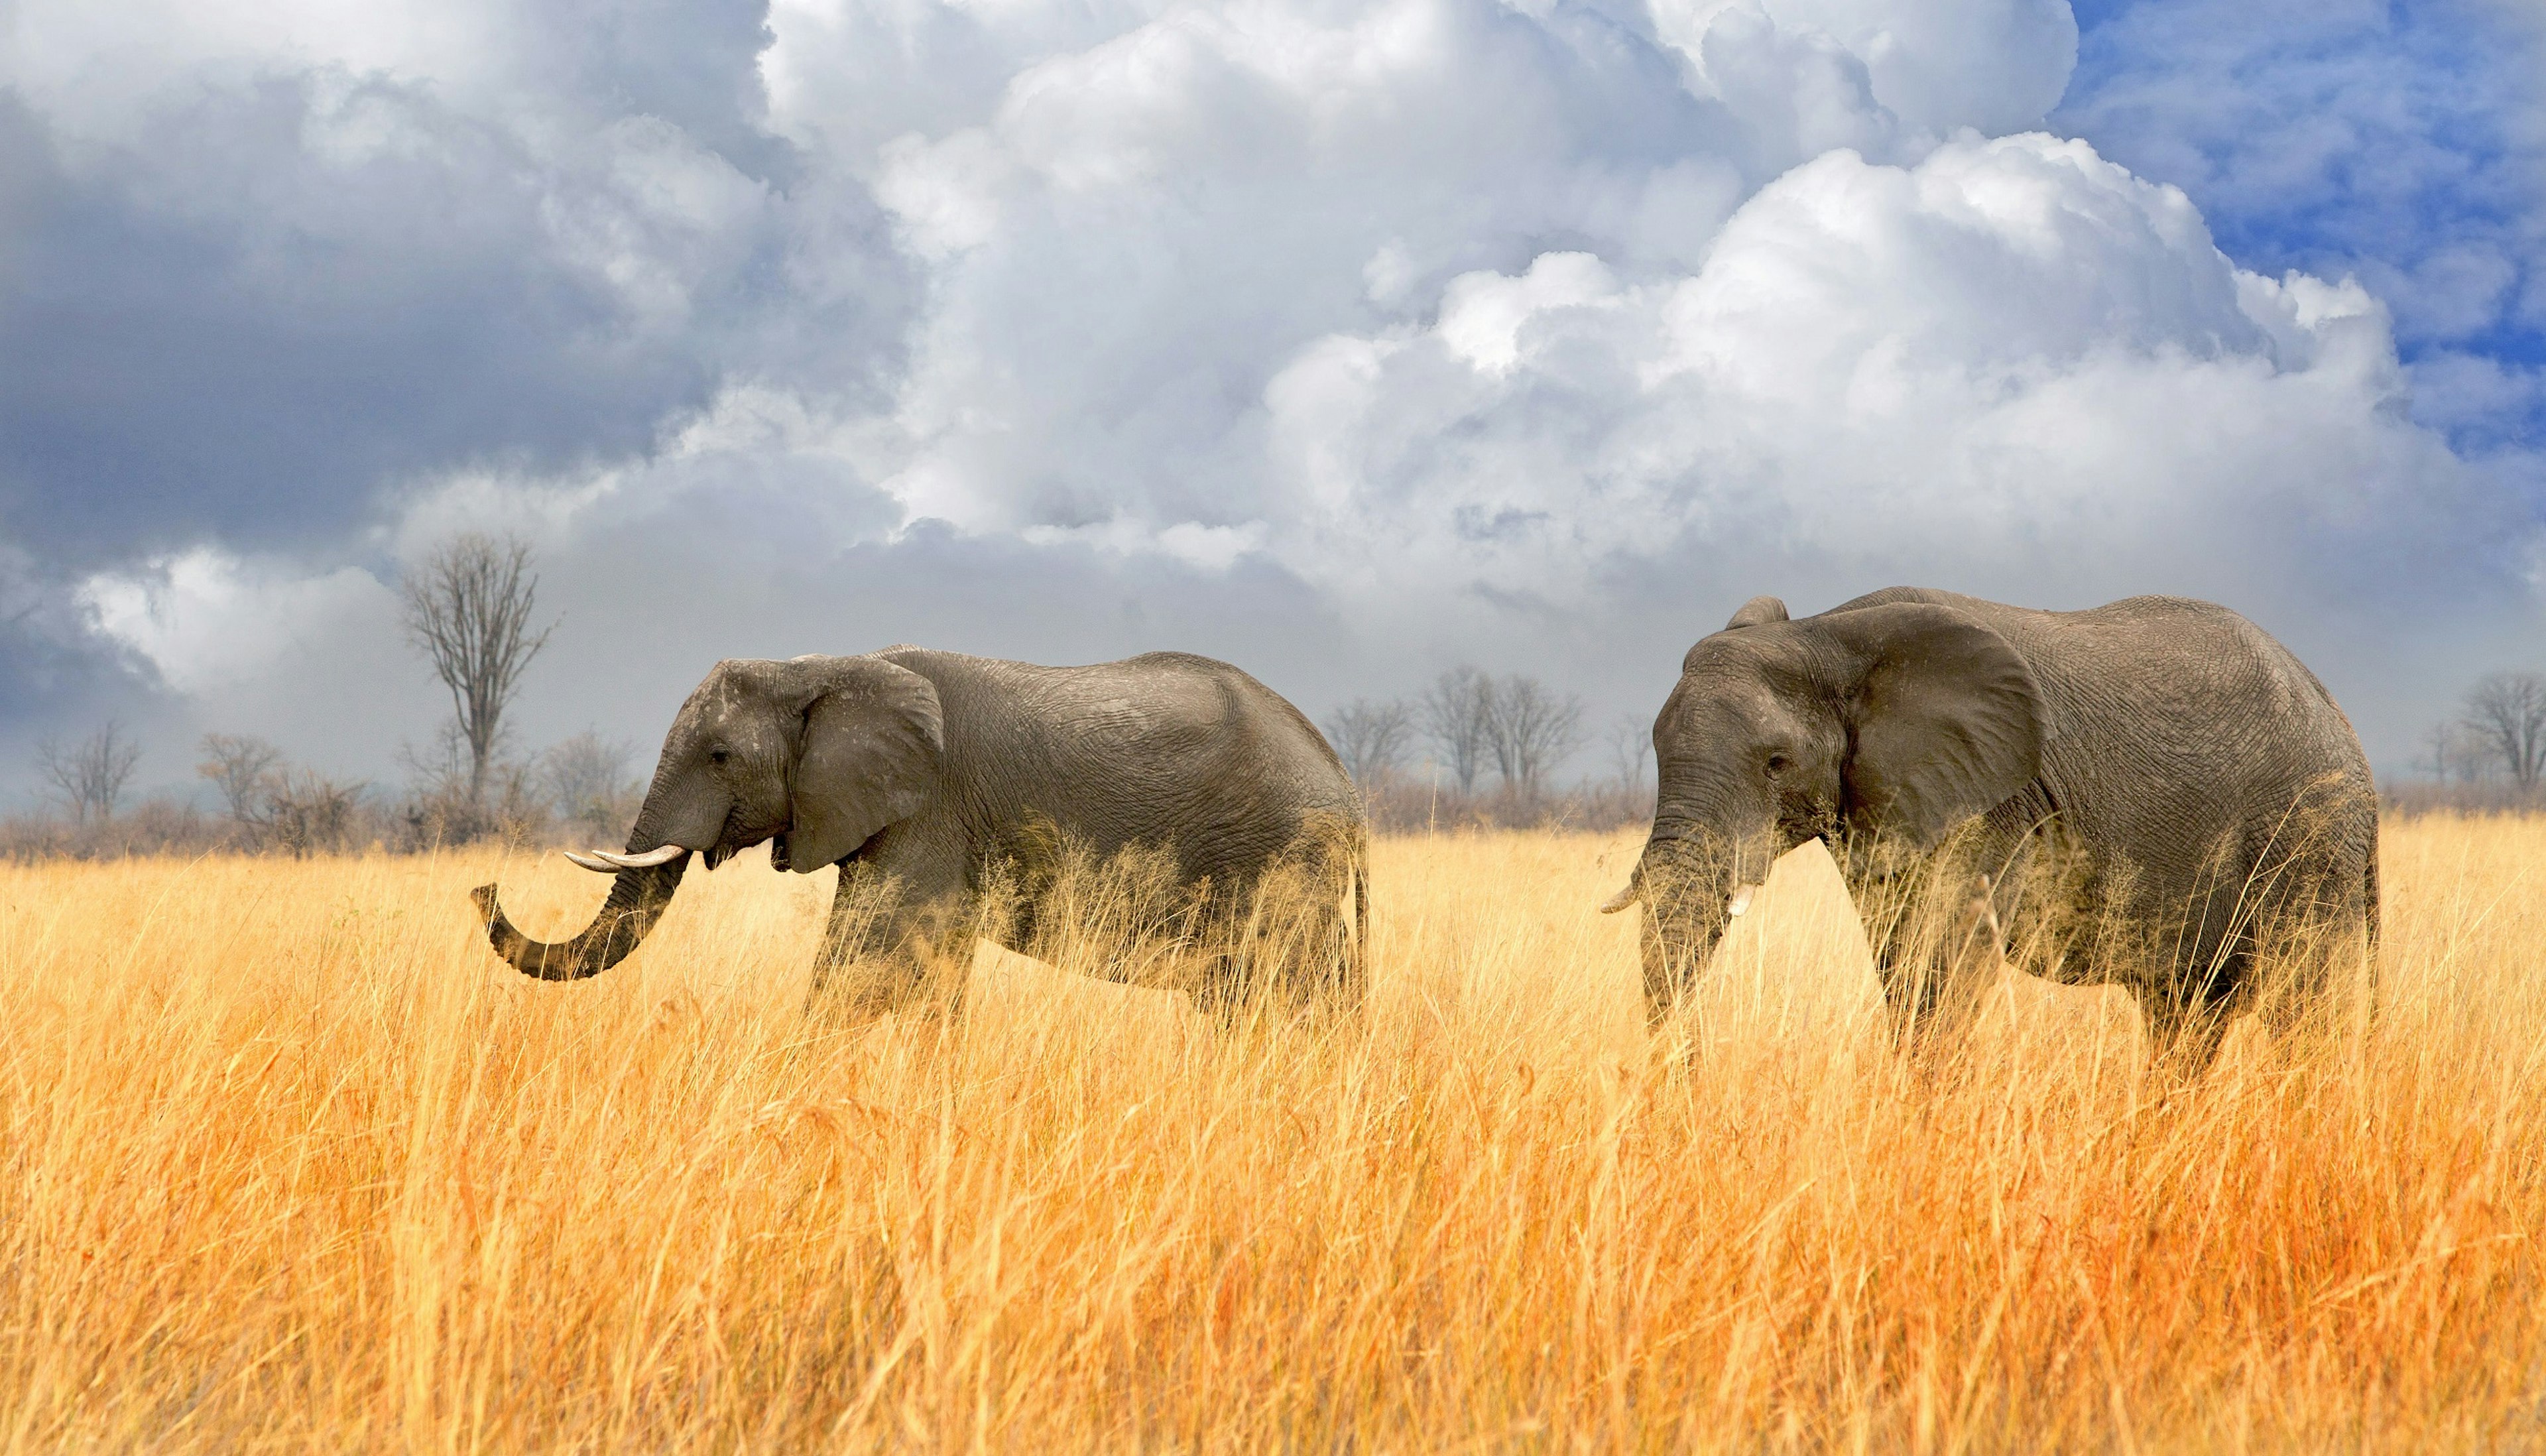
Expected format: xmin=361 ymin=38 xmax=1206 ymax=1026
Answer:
xmin=0 ymin=818 xmax=2539 ymax=1453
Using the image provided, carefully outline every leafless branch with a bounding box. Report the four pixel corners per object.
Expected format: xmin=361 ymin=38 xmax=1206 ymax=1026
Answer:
xmin=402 ymin=533 xmax=555 ymax=810
xmin=2462 ymin=672 xmax=2546 ymax=791
xmin=197 ymin=733 xmax=284 ymax=827
xmin=265 ymin=771 xmax=368 ymax=858
xmin=1323 ymin=698 xmax=1413 ymax=786
xmin=36 ymin=722 xmax=143 ymax=823
xmin=1606 ymin=712 xmax=1652 ymax=789
xmin=543 ymin=730 xmax=642 ymax=843
xmin=1483 ymin=674 xmax=1585 ymax=790
xmin=1420 ymin=667 xmax=1495 ymax=793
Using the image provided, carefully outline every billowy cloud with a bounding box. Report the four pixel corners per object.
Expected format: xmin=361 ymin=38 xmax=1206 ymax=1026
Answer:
xmin=7 ymin=0 xmax=2544 ymax=799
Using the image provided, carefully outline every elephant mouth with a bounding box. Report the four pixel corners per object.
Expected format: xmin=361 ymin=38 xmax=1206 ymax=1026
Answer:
xmin=700 ymin=802 xmax=792 ymax=873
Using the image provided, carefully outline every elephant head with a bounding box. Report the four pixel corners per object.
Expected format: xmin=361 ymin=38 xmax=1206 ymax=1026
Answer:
xmin=474 ymin=654 xmax=945 ymax=980
xmin=1612 ymin=594 xmax=2044 ymax=1014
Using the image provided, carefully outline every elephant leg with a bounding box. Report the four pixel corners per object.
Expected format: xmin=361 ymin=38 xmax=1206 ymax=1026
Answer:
xmin=2246 ymin=924 xmax=2377 ymax=1054
xmin=808 ymin=863 xmax=925 ymax=1018
xmin=1875 ymin=897 xmax=1997 ymax=1061
xmin=2138 ymin=987 xmax=2234 ymax=1077
xmin=1974 ymin=810 xmax=2101 ymax=983
xmin=809 ymin=847 xmax=974 ymax=1022
xmin=1191 ymin=884 xmax=1284 ymax=1026
xmin=1276 ymin=852 xmax=1367 ymax=1020
xmin=2243 ymin=835 xmax=2382 ymax=1052
xmin=1181 ymin=837 xmax=1367 ymax=1025
xmin=1864 ymin=816 xmax=2039 ymax=1060
xmin=2134 ymin=868 xmax=2263 ymax=1073
xmin=1248 ymin=831 xmax=1364 ymax=1011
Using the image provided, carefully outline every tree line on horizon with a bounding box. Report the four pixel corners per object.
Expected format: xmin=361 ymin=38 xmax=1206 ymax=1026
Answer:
xmin=1324 ymin=671 xmax=1652 ymax=831
xmin=12 ymin=532 xmax=1660 ymax=857
xmin=2405 ymin=672 xmax=2546 ymax=809
xmin=10 ymin=534 xmax=648 ymax=859
xmin=40 ymin=543 xmax=2543 ymax=853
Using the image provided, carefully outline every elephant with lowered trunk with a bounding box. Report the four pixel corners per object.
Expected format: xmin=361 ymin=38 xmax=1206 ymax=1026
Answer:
xmin=1611 ymin=588 xmax=2378 ymax=1065
xmin=474 ymin=648 xmax=1366 ymax=1014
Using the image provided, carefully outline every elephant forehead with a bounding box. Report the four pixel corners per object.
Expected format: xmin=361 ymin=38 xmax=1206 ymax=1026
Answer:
xmin=1683 ymin=630 xmax=1842 ymax=701
xmin=690 ymin=658 xmax=800 ymax=707
xmin=1669 ymin=658 xmax=1788 ymax=721
xmin=678 ymin=667 xmax=796 ymax=737
xmin=1680 ymin=623 xmax=1812 ymax=674
xmin=703 ymin=657 xmax=786 ymax=688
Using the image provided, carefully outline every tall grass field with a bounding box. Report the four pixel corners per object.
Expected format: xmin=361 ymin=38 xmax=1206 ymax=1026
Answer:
xmin=1 ymin=817 xmax=2539 ymax=1451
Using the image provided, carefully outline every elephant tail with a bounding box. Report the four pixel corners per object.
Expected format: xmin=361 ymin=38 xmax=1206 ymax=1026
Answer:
xmin=1314 ymin=845 xmax=1368 ymax=1016
xmin=2360 ymin=823 xmax=2381 ymax=1028
xmin=2361 ymin=829 xmax=2380 ymax=952
xmin=1353 ymin=859 xmax=1369 ymax=973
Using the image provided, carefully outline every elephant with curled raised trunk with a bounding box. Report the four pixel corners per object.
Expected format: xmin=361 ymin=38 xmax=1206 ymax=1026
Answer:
xmin=1608 ymin=587 xmax=2377 ymax=1065
xmin=473 ymin=648 xmax=1367 ymax=1016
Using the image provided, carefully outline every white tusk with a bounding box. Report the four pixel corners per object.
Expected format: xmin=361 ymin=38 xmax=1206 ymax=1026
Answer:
xmin=1598 ymin=883 xmax=1638 ymax=914
xmin=1725 ymin=883 xmax=1758 ymax=917
xmin=592 ymin=845 xmax=686 ymax=869
xmin=563 ymin=851 xmax=618 ymax=873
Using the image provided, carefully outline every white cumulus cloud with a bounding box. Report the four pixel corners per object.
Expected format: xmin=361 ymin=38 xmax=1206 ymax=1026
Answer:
xmin=4 ymin=0 xmax=2540 ymax=793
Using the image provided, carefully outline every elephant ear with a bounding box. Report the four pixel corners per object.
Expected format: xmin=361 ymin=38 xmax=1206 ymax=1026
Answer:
xmin=1725 ymin=594 xmax=1789 ymax=629
xmin=1818 ymin=603 xmax=2043 ymax=846
xmin=787 ymin=656 xmax=945 ymax=872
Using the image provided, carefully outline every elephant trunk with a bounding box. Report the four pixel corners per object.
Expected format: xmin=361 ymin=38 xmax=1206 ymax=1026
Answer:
xmin=1632 ymin=814 xmax=1763 ymax=1024
xmin=473 ymin=855 xmax=690 ymax=981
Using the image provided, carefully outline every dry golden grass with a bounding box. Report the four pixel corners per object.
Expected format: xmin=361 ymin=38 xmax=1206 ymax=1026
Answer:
xmin=0 ymin=817 xmax=2540 ymax=1452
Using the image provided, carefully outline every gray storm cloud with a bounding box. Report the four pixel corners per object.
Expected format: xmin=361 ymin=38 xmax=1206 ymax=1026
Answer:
xmin=4 ymin=0 xmax=2543 ymax=799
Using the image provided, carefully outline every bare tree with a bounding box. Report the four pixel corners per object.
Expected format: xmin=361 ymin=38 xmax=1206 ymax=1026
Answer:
xmin=2449 ymin=721 xmax=2500 ymax=784
xmin=1323 ymin=698 xmax=1413 ymax=786
xmin=396 ymin=723 xmax=474 ymax=808
xmin=36 ymin=722 xmax=143 ymax=823
xmin=2421 ymin=720 xmax=2497 ymax=784
xmin=1606 ymin=712 xmax=1652 ymax=788
xmin=544 ymin=730 xmax=642 ymax=842
xmin=2418 ymin=721 xmax=2451 ymax=782
xmin=402 ymin=533 xmax=555 ymax=811
xmin=267 ymin=771 xmax=368 ymax=858
xmin=1483 ymin=675 xmax=1585 ymax=790
xmin=197 ymin=733 xmax=284 ymax=829
xmin=2463 ymin=672 xmax=2546 ymax=791
xmin=1419 ymin=667 xmax=1495 ymax=792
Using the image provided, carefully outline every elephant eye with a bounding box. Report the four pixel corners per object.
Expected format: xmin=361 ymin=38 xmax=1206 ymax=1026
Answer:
xmin=709 ymin=747 xmax=731 ymax=766
xmin=1765 ymin=752 xmax=1790 ymax=776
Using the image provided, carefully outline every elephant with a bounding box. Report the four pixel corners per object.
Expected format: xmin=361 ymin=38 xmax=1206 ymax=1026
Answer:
xmin=1608 ymin=587 xmax=2378 ymax=1065
xmin=473 ymin=648 xmax=1367 ymax=1016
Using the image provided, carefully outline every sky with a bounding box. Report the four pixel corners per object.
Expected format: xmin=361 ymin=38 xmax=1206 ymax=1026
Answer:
xmin=1 ymin=0 xmax=2541 ymax=803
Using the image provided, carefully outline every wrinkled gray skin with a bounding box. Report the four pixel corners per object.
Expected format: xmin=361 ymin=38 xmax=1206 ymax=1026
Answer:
xmin=1622 ymin=588 xmax=2378 ymax=1065
xmin=474 ymin=648 xmax=1366 ymax=1014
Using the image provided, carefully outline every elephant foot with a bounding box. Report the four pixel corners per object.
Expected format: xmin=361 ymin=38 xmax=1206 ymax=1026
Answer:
xmin=2140 ymin=1000 xmax=2233 ymax=1083
xmin=805 ymin=947 xmax=963 ymax=1026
